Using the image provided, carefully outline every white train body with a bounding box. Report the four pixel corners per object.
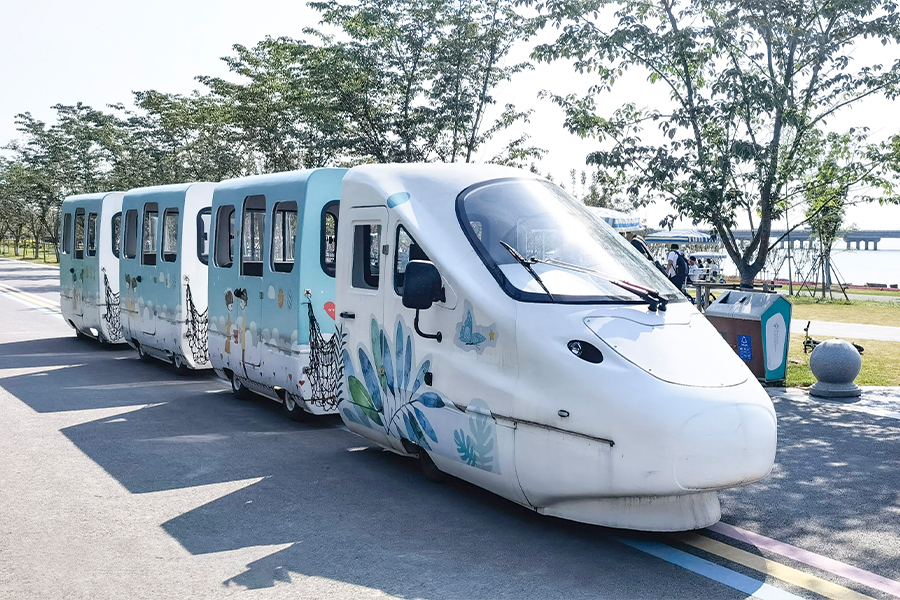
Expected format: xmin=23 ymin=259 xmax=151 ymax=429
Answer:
xmin=59 ymin=192 xmax=126 ymax=343
xmin=334 ymin=164 xmax=776 ymax=531
xmin=118 ymin=183 xmax=215 ymax=370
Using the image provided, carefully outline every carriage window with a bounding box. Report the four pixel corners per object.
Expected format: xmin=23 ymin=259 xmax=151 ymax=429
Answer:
xmin=242 ymin=195 xmax=266 ymax=277
xmin=321 ymin=201 xmax=339 ymax=277
xmin=352 ymin=224 xmax=381 ymax=290
xmin=111 ymin=212 xmax=122 ymax=258
xmin=87 ymin=213 xmax=98 ymax=256
xmin=162 ymin=208 xmax=179 ymax=262
xmin=197 ymin=208 xmax=211 ymax=265
xmin=394 ymin=225 xmax=429 ymax=296
xmin=141 ymin=203 xmax=158 ymax=266
xmin=123 ymin=209 xmax=138 ymax=259
xmin=74 ymin=209 xmax=85 ymax=259
xmin=271 ymin=201 xmax=297 ymax=273
xmin=62 ymin=214 xmax=72 ymax=254
xmin=214 ymin=205 xmax=235 ymax=268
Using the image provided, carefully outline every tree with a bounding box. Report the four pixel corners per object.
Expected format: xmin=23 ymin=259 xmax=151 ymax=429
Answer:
xmin=527 ymin=0 xmax=900 ymax=286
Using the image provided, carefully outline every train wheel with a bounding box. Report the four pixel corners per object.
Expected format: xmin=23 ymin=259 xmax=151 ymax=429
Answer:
xmin=230 ymin=373 xmax=252 ymax=400
xmin=419 ymin=449 xmax=446 ymax=483
xmin=283 ymin=393 xmax=309 ymax=422
xmin=173 ymin=355 xmax=191 ymax=376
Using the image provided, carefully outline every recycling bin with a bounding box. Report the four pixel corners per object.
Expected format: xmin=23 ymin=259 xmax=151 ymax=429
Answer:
xmin=704 ymin=291 xmax=792 ymax=384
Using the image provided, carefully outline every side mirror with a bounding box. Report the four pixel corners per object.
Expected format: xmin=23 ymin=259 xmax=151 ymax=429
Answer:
xmin=402 ymin=260 xmax=445 ymax=343
xmin=402 ymin=260 xmax=445 ymax=310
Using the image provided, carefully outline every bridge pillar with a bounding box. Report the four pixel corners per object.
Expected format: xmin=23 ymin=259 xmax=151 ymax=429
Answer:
xmin=873 ymin=240 xmax=878 ymax=251
xmin=865 ymin=240 xmax=870 ymax=250
xmin=846 ymin=240 xmax=851 ymax=250
xmin=856 ymin=241 xmax=860 ymax=250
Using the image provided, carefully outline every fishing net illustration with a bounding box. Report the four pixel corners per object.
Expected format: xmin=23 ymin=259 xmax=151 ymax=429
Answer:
xmin=305 ymin=297 xmax=341 ymax=411
xmin=102 ymin=273 xmax=123 ymax=342
xmin=185 ymin=283 xmax=209 ymax=365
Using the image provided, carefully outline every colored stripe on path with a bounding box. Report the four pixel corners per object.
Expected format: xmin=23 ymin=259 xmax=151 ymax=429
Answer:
xmin=710 ymin=523 xmax=900 ymax=598
xmin=679 ymin=534 xmax=874 ymax=600
xmin=0 ymin=282 xmax=60 ymax=312
xmin=618 ymin=537 xmax=804 ymax=600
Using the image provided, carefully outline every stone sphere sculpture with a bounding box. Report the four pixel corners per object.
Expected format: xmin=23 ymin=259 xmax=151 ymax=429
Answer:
xmin=809 ymin=338 xmax=862 ymax=398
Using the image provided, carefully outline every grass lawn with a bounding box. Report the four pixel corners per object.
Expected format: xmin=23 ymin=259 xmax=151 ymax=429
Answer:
xmin=787 ymin=333 xmax=900 ymax=387
xmin=0 ymin=246 xmax=59 ymax=265
xmin=787 ymin=295 xmax=900 ymax=327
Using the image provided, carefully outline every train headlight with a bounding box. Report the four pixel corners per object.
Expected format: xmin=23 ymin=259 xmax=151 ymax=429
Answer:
xmin=568 ymin=340 xmax=603 ymax=363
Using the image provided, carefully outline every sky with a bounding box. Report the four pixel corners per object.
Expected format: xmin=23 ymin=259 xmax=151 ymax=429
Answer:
xmin=3 ymin=0 xmax=899 ymax=230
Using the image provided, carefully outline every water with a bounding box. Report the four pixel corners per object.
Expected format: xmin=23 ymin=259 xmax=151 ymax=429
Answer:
xmin=724 ymin=239 xmax=900 ymax=288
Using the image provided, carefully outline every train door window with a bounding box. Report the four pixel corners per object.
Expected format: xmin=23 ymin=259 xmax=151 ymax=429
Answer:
xmin=62 ymin=213 xmax=72 ymax=254
xmin=74 ymin=208 xmax=85 ymax=259
xmin=162 ymin=208 xmax=179 ymax=263
xmin=321 ymin=201 xmax=339 ymax=277
xmin=394 ymin=225 xmax=428 ymax=296
xmin=111 ymin=212 xmax=122 ymax=258
xmin=351 ymin=224 xmax=381 ymax=290
xmin=214 ymin=205 xmax=235 ymax=268
xmin=271 ymin=201 xmax=297 ymax=273
xmin=197 ymin=208 xmax=211 ymax=265
xmin=87 ymin=213 xmax=98 ymax=256
xmin=242 ymin=195 xmax=265 ymax=277
xmin=141 ymin=203 xmax=158 ymax=266
xmin=123 ymin=209 xmax=138 ymax=259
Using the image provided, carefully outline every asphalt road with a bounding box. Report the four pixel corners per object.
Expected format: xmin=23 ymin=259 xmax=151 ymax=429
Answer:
xmin=1 ymin=259 xmax=898 ymax=600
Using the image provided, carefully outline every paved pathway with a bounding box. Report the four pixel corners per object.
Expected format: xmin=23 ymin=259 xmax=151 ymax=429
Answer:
xmin=791 ymin=319 xmax=900 ymax=342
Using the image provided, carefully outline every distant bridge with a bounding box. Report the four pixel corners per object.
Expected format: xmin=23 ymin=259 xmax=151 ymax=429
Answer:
xmin=729 ymin=229 xmax=900 ymax=250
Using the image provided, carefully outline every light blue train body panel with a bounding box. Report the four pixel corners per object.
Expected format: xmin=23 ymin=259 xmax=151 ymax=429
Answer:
xmin=208 ymin=168 xmax=346 ymax=413
xmin=59 ymin=192 xmax=125 ymax=343
xmin=119 ymin=182 xmax=215 ymax=369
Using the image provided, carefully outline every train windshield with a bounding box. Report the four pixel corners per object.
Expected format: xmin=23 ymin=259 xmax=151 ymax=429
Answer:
xmin=457 ymin=178 xmax=683 ymax=303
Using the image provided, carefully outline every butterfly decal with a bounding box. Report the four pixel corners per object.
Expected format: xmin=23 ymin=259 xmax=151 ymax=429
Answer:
xmin=459 ymin=311 xmax=486 ymax=346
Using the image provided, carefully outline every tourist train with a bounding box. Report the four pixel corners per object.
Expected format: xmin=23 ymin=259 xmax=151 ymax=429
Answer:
xmin=59 ymin=163 xmax=777 ymax=532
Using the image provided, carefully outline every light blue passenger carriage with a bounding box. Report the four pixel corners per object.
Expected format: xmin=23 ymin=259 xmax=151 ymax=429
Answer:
xmin=59 ymin=192 xmax=125 ymax=343
xmin=208 ymin=168 xmax=346 ymax=419
xmin=119 ymin=182 xmax=215 ymax=371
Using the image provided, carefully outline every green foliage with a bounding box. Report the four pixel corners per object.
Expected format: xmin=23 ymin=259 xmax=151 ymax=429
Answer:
xmin=525 ymin=0 xmax=900 ymax=285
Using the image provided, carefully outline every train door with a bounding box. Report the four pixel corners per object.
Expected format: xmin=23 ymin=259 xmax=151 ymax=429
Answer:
xmin=237 ymin=195 xmax=266 ymax=367
xmin=268 ymin=198 xmax=299 ymax=355
xmin=71 ymin=207 xmax=86 ymax=318
xmin=60 ymin=209 xmax=76 ymax=318
xmin=139 ymin=202 xmax=159 ymax=336
xmin=338 ymin=206 xmax=389 ymax=433
xmin=120 ymin=207 xmax=140 ymax=337
xmin=83 ymin=210 xmax=100 ymax=317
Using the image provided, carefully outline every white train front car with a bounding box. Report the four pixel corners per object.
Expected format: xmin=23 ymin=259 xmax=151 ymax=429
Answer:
xmin=335 ymin=164 xmax=776 ymax=532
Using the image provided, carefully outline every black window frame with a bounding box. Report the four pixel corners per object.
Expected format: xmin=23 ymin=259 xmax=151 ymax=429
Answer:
xmin=74 ymin=208 xmax=85 ymax=259
xmin=86 ymin=212 xmax=98 ymax=257
xmin=241 ymin=195 xmax=266 ymax=277
xmin=214 ymin=205 xmax=236 ymax=269
xmin=123 ymin=209 xmax=138 ymax=259
xmin=351 ymin=223 xmax=381 ymax=290
xmin=161 ymin=207 xmax=179 ymax=263
xmin=61 ymin=213 xmax=72 ymax=255
xmin=111 ymin=212 xmax=122 ymax=258
xmin=320 ymin=200 xmax=340 ymax=277
xmin=197 ymin=208 xmax=211 ymax=265
xmin=271 ymin=201 xmax=298 ymax=274
xmin=141 ymin=202 xmax=159 ymax=266
xmin=393 ymin=224 xmax=429 ymax=296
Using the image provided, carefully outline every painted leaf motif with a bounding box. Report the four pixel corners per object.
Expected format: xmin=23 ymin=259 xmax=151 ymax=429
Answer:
xmin=348 ymin=375 xmax=383 ymax=425
xmin=341 ymin=407 xmax=359 ymax=425
xmin=407 ymin=410 xmax=431 ymax=450
xmin=413 ymin=406 xmax=438 ymax=443
xmin=396 ymin=321 xmax=405 ymax=391
xmin=354 ymin=403 xmax=372 ymax=427
xmin=358 ymin=349 xmax=383 ymax=411
xmin=371 ymin=319 xmax=385 ymax=392
xmin=403 ymin=412 xmax=416 ymax=442
xmin=381 ymin=331 xmax=394 ymax=395
xmin=454 ymin=429 xmax=478 ymax=466
xmin=405 ymin=337 xmax=412 ymax=394
xmin=417 ymin=391 xmax=444 ymax=408
xmin=341 ymin=349 xmax=355 ymax=380
xmin=470 ymin=415 xmax=495 ymax=469
xmin=410 ymin=360 xmax=431 ymax=397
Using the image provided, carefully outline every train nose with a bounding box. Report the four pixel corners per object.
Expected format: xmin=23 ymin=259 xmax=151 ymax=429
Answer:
xmin=674 ymin=401 xmax=777 ymax=490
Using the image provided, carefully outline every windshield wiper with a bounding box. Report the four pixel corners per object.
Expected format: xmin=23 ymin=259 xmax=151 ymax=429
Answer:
xmin=499 ymin=241 xmax=555 ymax=301
xmin=528 ymin=256 xmax=668 ymax=311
